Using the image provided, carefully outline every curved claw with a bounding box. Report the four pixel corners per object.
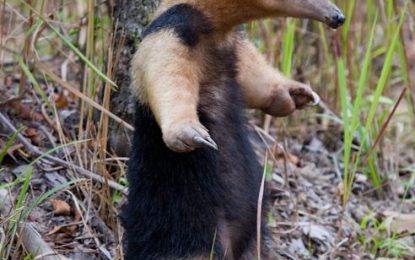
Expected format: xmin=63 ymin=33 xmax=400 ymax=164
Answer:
xmin=193 ymin=136 xmax=218 ymax=150
xmin=311 ymin=91 xmax=321 ymax=106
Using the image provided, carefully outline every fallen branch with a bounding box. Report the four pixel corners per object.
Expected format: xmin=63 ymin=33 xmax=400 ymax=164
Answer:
xmin=22 ymin=224 xmax=69 ymax=260
xmin=0 ymin=189 xmax=69 ymax=260
xmin=0 ymin=112 xmax=128 ymax=195
xmin=0 ymin=227 xmax=4 ymax=251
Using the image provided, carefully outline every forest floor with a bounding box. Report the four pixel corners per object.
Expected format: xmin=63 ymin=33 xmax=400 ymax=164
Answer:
xmin=1 ymin=76 xmax=414 ymax=259
xmin=265 ymin=129 xmax=415 ymax=259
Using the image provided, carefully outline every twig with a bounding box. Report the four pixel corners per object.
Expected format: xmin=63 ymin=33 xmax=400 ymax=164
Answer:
xmin=0 ymin=227 xmax=5 ymax=250
xmin=0 ymin=92 xmax=26 ymax=107
xmin=0 ymin=55 xmax=56 ymax=67
xmin=23 ymin=224 xmax=69 ymax=260
xmin=256 ymin=152 xmax=267 ymax=260
xmin=67 ymin=191 xmax=113 ymax=259
xmin=0 ymin=44 xmax=19 ymax=55
xmin=40 ymin=103 xmax=70 ymax=143
xmin=0 ymin=112 xmax=128 ymax=195
xmin=368 ymin=87 xmax=407 ymax=156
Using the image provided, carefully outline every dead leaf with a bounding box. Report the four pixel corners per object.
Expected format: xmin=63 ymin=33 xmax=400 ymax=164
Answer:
xmin=46 ymin=201 xmax=81 ymax=237
xmin=301 ymin=224 xmax=335 ymax=246
xmin=68 ymin=208 xmax=82 ymax=233
xmin=382 ymin=211 xmax=415 ymax=234
xmin=288 ymin=238 xmax=309 ymax=257
xmin=46 ymin=225 xmax=66 ymax=236
xmin=12 ymin=165 xmax=31 ymax=178
xmin=273 ymin=143 xmax=302 ymax=167
xmin=4 ymin=75 xmax=14 ymax=89
xmin=24 ymin=128 xmax=37 ymax=137
xmin=24 ymin=128 xmax=42 ymax=146
xmin=335 ymin=182 xmax=344 ymax=201
xmin=9 ymin=101 xmax=44 ymax=121
xmin=50 ymin=199 xmax=71 ymax=216
xmin=45 ymin=223 xmax=78 ymax=237
xmin=53 ymin=92 xmax=69 ymax=109
xmin=1 ymin=143 xmax=24 ymax=159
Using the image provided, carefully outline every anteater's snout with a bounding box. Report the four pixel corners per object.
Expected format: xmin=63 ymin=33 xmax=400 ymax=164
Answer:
xmin=326 ymin=9 xmax=345 ymax=29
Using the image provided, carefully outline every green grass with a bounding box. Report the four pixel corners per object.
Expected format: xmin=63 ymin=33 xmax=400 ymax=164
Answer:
xmin=281 ymin=19 xmax=296 ymax=77
xmin=341 ymin=13 xmax=379 ymax=204
xmin=345 ymin=3 xmax=408 ymax=203
xmin=0 ymin=128 xmax=23 ymax=165
xmin=359 ymin=211 xmax=415 ymax=257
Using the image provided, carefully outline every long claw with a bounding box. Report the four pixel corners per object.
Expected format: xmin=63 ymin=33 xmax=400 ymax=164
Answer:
xmin=193 ymin=136 xmax=218 ymax=150
xmin=311 ymin=91 xmax=321 ymax=106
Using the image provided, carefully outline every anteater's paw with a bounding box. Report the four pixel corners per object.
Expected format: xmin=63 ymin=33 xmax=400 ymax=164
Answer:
xmin=163 ymin=121 xmax=218 ymax=153
xmin=289 ymin=83 xmax=320 ymax=109
xmin=263 ymin=82 xmax=320 ymax=117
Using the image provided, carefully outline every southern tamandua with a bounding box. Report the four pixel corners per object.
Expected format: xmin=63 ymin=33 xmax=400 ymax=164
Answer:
xmin=122 ymin=0 xmax=345 ymax=259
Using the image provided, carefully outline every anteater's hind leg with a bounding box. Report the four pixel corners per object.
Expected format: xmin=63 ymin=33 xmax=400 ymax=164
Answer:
xmin=239 ymin=226 xmax=271 ymax=260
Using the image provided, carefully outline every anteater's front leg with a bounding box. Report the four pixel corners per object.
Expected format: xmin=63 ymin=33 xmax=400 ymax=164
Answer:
xmin=236 ymin=38 xmax=320 ymax=117
xmin=131 ymin=30 xmax=217 ymax=153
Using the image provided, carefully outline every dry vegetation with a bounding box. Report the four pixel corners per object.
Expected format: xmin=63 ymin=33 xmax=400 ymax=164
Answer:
xmin=0 ymin=0 xmax=414 ymax=259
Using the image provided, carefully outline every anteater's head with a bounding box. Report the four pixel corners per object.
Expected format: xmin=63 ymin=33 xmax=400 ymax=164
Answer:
xmin=157 ymin=0 xmax=345 ymax=31
xmin=257 ymin=0 xmax=345 ymax=29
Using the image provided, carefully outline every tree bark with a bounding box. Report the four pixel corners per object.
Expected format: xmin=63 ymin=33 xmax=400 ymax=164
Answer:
xmin=110 ymin=0 xmax=161 ymax=156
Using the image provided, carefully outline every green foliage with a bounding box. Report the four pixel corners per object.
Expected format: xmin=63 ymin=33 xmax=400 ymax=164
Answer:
xmin=359 ymin=213 xmax=414 ymax=257
xmin=0 ymin=128 xmax=23 ymax=165
xmin=281 ymin=19 xmax=296 ymax=77
xmin=345 ymin=4 xmax=408 ymax=202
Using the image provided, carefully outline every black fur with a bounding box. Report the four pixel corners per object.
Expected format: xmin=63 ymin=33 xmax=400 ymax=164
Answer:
xmin=143 ymin=3 xmax=213 ymax=47
xmin=123 ymin=4 xmax=265 ymax=260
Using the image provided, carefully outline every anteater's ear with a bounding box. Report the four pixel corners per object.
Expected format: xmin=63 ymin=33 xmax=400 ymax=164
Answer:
xmin=260 ymin=0 xmax=345 ymax=29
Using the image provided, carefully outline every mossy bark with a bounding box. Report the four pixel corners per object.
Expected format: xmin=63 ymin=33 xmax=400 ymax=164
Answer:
xmin=110 ymin=0 xmax=161 ymax=155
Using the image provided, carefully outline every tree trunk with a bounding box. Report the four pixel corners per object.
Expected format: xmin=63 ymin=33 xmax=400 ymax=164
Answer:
xmin=110 ymin=0 xmax=161 ymax=156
